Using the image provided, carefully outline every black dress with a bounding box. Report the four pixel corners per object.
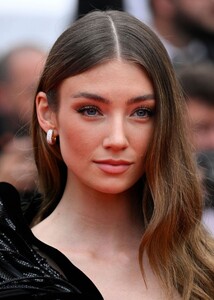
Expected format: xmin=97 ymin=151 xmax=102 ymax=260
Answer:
xmin=0 ymin=182 xmax=103 ymax=299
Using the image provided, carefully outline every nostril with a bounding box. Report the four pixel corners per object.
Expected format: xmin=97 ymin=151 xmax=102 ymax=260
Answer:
xmin=102 ymin=135 xmax=129 ymax=150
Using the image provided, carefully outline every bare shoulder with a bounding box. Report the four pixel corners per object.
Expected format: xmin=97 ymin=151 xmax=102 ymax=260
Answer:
xmin=31 ymin=216 xmax=54 ymax=245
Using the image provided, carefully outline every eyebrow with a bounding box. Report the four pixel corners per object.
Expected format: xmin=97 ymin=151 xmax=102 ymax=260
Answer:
xmin=127 ymin=94 xmax=155 ymax=104
xmin=72 ymin=92 xmax=109 ymax=104
xmin=72 ymin=92 xmax=155 ymax=104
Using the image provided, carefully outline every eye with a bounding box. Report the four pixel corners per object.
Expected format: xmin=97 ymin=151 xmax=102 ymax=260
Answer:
xmin=77 ymin=105 xmax=102 ymax=117
xmin=131 ymin=107 xmax=154 ymax=118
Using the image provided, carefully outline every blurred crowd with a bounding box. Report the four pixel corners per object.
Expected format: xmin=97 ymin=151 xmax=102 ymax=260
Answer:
xmin=0 ymin=0 xmax=214 ymax=233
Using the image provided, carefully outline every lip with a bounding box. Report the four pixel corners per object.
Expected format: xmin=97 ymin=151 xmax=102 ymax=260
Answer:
xmin=93 ymin=159 xmax=133 ymax=174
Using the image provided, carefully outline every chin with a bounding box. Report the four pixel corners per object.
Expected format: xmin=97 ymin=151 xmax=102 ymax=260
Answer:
xmin=92 ymin=183 xmax=134 ymax=195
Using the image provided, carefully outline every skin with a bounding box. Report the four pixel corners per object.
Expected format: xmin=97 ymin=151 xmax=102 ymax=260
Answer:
xmin=33 ymin=60 xmax=180 ymax=299
xmin=187 ymin=98 xmax=214 ymax=151
xmin=151 ymin=0 xmax=214 ymax=47
xmin=174 ymin=0 xmax=214 ymax=34
xmin=6 ymin=49 xmax=46 ymax=122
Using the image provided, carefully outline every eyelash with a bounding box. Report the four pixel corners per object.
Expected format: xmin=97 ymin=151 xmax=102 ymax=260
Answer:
xmin=131 ymin=107 xmax=154 ymax=118
xmin=77 ymin=105 xmax=102 ymax=117
xmin=76 ymin=105 xmax=154 ymax=118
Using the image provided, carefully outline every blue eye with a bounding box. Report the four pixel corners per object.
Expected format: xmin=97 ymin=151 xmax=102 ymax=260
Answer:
xmin=131 ymin=107 xmax=154 ymax=118
xmin=77 ymin=105 xmax=102 ymax=117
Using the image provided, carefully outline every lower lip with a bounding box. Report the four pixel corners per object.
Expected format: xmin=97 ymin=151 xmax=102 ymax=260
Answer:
xmin=95 ymin=163 xmax=131 ymax=174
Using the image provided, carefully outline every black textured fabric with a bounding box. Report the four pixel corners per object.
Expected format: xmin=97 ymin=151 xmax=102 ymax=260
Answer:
xmin=0 ymin=182 xmax=103 ymax=299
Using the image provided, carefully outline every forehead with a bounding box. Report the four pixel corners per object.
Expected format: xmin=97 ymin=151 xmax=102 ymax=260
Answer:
xmin=58 ymin=59 xmax=154 ymax=98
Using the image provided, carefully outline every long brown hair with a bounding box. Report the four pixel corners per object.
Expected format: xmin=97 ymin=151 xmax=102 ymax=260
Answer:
xmin=32 ymin=10 xmax=214 ymax=299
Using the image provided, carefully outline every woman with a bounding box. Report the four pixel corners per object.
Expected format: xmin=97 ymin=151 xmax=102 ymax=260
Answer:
xmin=0 ymin=10 xmax=213 ymax=300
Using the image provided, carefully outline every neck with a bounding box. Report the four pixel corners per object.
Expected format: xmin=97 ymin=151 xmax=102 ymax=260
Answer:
xmin=46 ymin=179 xmax=144 ymax=252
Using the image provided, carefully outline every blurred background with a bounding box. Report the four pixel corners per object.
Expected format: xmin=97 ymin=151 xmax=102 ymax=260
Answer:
xmin=0 ymin=0 xmax=77 ymax=53
xmin=0 ymin=0 xmax=151 ymax=54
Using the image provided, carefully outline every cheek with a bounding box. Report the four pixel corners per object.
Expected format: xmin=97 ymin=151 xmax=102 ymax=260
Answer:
xmin=131 ymin=125 xmax=154 ymax=170
xmin=135 ymin=124 xmax=154 ymax=151
xmin=58 ymin=121 xmax=98 ymax=160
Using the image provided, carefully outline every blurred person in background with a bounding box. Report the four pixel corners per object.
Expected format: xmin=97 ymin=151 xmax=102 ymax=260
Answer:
xmin=75 ymin=0 xmax=123 ymax=19
xmin=0 ymin=55 xmax=16 ymax=151
xmin=178 ymin=62 xmax=214 ymax=152
xmin=149 ymin=0 xmax=214 ymax=66
xmin=197 ymin=150 xmax=214 ymax=235
xmin=0 ymin=135 xmax=39 ymax=223
xmin=0 ymin=45 xmax=46 ymax=218
xmin=73 ymin=0 xmax=150 ymax=24
xmin=178 ymin=62 xmax=214 ymax=235
xmin=0 ymin=45 xmax=46 ymax=139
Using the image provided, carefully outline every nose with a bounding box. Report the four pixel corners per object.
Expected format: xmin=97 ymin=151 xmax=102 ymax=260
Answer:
xmin=102 ymin=116 xmax=129 ymax=151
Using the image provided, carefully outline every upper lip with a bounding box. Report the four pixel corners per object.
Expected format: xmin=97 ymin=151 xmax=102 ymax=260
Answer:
xmin=94 ymin=159 xmax=133 ymax=165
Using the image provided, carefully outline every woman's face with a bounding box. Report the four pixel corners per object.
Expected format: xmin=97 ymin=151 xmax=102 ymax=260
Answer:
xmin=54 ymin=60 xmax=156 ymax=194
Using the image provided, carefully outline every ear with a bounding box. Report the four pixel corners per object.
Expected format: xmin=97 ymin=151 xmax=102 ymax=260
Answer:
xmin=36 ymin=92 xmax=58 ymax=134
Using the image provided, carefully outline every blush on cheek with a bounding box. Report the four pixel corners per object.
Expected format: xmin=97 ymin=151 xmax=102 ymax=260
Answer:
xmin=59 ymin=131 xmax=94 ymax=163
